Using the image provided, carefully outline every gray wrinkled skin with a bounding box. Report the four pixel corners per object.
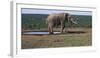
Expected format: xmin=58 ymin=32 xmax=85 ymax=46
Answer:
xmin=46 ymin=13 xmax=77 ymax=34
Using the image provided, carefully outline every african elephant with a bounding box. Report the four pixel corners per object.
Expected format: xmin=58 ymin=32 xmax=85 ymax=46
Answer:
xmin=46 ymin=13 xmax=77 ymax=34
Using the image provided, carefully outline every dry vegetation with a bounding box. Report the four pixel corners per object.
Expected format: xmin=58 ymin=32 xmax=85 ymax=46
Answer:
xmin=21 ymin=28 xmax=92 ymax=49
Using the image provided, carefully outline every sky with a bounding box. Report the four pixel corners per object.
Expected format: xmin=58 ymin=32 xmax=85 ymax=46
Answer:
xmin=21 ymin=8 xmax=92 ymax=16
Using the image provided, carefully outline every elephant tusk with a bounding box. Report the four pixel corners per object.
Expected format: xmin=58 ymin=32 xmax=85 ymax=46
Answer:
xmin=70 ymin=18 xmax=78 ymax=24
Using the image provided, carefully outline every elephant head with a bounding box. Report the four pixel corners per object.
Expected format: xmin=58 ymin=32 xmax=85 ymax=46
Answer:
xmin=65 ymin=13 xmax=78 ymax=24
xmin=47 ymin=13 xmax=78 ymax=34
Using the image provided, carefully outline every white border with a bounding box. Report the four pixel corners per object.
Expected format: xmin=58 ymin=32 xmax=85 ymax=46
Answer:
xmin=11 ymin=1 xmax=97 ymax=57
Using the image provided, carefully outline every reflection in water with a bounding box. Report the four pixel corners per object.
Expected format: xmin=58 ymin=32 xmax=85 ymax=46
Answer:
xmin=23 ymin=32 xmax=61 ymax=35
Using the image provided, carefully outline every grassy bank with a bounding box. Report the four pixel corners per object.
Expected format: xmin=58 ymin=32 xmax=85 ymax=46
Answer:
xmin=21 ymin=28 xmax=92 ymax=49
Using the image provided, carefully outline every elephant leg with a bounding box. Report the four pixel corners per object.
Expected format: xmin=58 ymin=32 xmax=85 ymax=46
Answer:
xmin=48 ymin=23 xmax=53 ymax=34
xmin=61 ymin=26 xmax=64 ymax=33
xmin=60 ymin=22 xmax=65 ymax=33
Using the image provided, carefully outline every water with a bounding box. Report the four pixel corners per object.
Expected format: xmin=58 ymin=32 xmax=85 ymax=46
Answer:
xmin=23 ymin=32 xmax=61 ymax=35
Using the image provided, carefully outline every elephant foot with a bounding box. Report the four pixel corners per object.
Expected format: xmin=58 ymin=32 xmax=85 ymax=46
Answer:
xmin=49 ymin=32 xmax=54 ymax=34
xmin=60 ymin=31 xmax=63 ymax=33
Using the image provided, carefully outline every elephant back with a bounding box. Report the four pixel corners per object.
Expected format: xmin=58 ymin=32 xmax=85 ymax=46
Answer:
xmin=47 ymin=13 xmax=65 ymax=22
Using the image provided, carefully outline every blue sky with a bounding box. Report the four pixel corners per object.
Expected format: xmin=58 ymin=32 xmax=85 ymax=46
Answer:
xmin=21 ymin=8 xmax=92 ymax=16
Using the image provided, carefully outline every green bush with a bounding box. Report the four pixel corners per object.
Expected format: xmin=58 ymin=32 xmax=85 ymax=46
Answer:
xmin=22 ymin=14 xmax=92 ymax=30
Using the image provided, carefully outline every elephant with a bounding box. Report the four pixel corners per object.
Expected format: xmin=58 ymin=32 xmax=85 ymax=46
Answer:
xmin=46 ymin=13 xmax=77 ymax=34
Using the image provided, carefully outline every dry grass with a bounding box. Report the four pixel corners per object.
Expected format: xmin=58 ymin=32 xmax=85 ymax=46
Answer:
xmin=21 ymin=28 xmax=92 ymax=49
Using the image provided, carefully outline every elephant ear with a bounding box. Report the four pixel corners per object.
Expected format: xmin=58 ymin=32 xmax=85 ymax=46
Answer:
xmin=66 ymin=14 xmax=72 ymax=23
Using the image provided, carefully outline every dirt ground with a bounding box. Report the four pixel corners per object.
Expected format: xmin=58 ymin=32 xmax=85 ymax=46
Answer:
xmin=21 ymin=28 xmax=92 ymax=49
